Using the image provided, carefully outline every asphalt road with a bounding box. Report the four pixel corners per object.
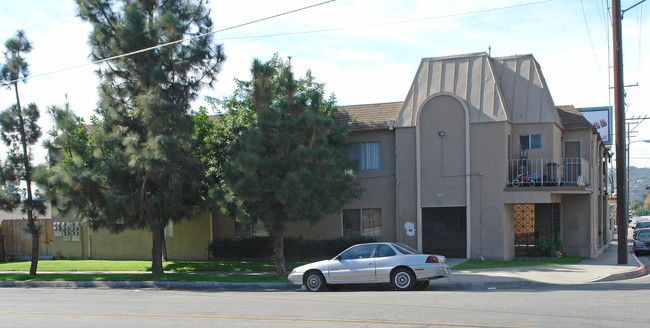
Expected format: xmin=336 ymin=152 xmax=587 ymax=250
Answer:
xmin=2 ymin=273 xmax=649 ymax=328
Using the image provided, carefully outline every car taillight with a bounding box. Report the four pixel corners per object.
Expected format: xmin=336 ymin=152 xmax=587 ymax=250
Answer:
xmin=426 ymin=256 xmax=439 ymax=263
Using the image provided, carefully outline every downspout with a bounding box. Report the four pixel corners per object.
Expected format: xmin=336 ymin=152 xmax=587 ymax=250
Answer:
xmin=396 ymin=179 xmax=400 ymax=243
xmin=465 ymin=109 xmax=471 ymax=259
xmin=86 ymin=224 xmax=92 ymax=259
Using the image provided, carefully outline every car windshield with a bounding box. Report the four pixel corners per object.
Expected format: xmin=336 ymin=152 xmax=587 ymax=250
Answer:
xmin=638 ymin=231 xmax=650 ymax=239
xmin=392 ymin=243 xmax=421 ymax=254
xmin=637 ymin=222 xmax=650 ymax=229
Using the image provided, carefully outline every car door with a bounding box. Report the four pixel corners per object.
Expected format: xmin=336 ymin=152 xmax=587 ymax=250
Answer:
xmin=373 ymin=244 xmax=398 ymax=282
xmin=327 ymin=244 xmax=378 ymax=283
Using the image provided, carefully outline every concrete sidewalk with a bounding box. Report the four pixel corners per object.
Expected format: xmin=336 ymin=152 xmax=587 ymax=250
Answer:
xmin=431 ymin=239 xmax=647 ymax=290
xmin=0 ymin=240 xmax=646 ymax=291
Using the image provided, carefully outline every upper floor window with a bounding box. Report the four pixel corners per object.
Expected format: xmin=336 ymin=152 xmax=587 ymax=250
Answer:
xmin=519 ymin=134 xmax=542 ymax=150
xmin=346 ymin=141 xmax=381 ymax=170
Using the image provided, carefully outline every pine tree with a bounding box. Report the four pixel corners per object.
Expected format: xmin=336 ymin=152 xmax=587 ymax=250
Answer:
xmin=44 ymin=0 xmax=225 ymax=274
xmin=0 ymin=30 xmax=46 ymax=276
xmin=220 ymin=55 xmax=362 ymax=277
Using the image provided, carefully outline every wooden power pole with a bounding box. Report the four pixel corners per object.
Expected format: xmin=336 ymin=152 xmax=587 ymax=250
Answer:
xmin=612 ymin=0 xmax=627 ymax=264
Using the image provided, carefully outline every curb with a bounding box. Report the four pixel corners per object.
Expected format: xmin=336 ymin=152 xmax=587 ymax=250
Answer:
xmin=594 ymin=252 xmax=648 ymax=282
xmin=0 ymin=280 xmax=296 ymax=290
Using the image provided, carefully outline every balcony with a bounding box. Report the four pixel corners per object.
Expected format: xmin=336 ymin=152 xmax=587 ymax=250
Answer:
xmin=508 ymin=158 xmax=589 ymax=188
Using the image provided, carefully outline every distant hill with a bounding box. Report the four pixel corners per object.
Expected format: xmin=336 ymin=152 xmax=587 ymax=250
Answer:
xmin=629 ymin=166 xmax=650 ymax=202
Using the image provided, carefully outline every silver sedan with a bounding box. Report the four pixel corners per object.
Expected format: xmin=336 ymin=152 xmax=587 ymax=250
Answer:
xmin=288 ymin=242 xmax=450 ymax=291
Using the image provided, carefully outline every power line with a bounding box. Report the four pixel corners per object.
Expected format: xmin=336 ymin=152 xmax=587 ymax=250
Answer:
xmin=1 ymin=0 xmax=336 ymax=86
xmin=580 ymin=0 xmax=607 ymax=81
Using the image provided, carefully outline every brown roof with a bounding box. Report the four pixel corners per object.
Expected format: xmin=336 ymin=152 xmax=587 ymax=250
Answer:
xmin=556 ymin=105 xmax=595 ymax=130
xmin=334 ymin=102 xmax=403 ymax=131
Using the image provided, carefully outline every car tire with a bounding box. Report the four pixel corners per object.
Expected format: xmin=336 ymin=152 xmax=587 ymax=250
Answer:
xmin=391 ymin=268 xmax=415 ymax=291
xmin=414 ymin=280 xmax=430 ymax=291
xmin=304 ymin=271 xmax=326 ymax=292
xmin=635 ymin=250 xmax=640 ymax=256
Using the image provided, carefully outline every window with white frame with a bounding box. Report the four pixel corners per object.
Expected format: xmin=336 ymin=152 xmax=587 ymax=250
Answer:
xmin=342 ymin=209 xmax=382 ymax=237
xmin=234 ymin=220 xmax=269 ymax=237
xmin=519 ymin=134 xmax=542 ymax=150
xmin=346 ymin=141 xmax=381 ymax=170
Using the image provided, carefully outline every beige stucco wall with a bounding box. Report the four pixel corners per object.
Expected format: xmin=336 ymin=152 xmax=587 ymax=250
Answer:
xmin=395 ymin=127 xmax=418 ymax=248
xmin=53 ymin=212 xmax=214 ymax=260
xmin=284 ymin=129 xmax=397 ymax=241
xmin=468 ymin=121 xmax=510 ymax=259
xmin=562 ymin=194 xmax=592 ymax=257
xmin=419 ymin=95 xmax=467 ymax=207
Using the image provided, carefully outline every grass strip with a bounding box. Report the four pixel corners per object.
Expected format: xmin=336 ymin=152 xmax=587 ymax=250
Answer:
xmin=0 ymin=273 xmax=288 ymax=283
xmin=0 ymin=260 xmax=309 ymax=272
xmin=452 ymin=256 xmax=582 ymax=270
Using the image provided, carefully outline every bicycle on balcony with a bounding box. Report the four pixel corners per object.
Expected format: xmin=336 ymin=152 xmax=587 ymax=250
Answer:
xmin=512 ymin=170 xmax=537 ymax=187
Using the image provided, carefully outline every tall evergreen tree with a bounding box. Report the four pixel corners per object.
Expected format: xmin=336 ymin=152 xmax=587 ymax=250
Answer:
xmin=42 ymin=0 xmax=225 ymax=274
xmin=221 ymin=56 xmax=362 ymax=277
xmin=0 ymin=30 xmax=46 ymax=276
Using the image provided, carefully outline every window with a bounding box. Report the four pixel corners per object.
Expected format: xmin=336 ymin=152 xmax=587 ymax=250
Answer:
xmin=234 ymin=220 xmax=269 ymax=237
xmin=376 ymin=244 xmax=396 ymax=257
xmin=342 ymin=209 xmax=382 ymax=237
xmin=346 ymin=141 xmax=381 ymax=170
xmin=519 ymin=134 xmax=542 ymax=150
xmin=339 ymin=244 xmax=378 ymax=260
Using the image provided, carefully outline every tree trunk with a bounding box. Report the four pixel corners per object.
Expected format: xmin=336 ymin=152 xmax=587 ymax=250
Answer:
xmin=27 ymin=211 xmax=39 ymax=276
xmin=151 ymin=226 xmax=164 ymax=274
xmin=14 ymin=83 xmax=39 ymax=276
xmin=272 ymin=234 xmax=286 ymax=278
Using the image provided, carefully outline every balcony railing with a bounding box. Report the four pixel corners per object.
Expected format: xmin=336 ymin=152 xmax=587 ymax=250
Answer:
xmin=508 ymin=158 xmax=588 ymax=187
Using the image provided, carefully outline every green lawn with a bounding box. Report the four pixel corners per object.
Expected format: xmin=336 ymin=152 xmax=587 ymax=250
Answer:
xmin=0 ymin=273 xmax=287 ymax=283
xmin=451 ymin=256 xmax=583 ymax=270
xmin=0 ymin=260 xmax=308 ymax=272
xmin=0 ymin=257 xmax=584 ymax=283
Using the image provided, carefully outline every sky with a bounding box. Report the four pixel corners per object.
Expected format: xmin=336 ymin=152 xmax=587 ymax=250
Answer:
xmin=1 ymin=0 xmax=649 ymax=168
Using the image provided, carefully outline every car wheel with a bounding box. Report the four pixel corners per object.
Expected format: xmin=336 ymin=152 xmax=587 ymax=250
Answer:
xmin=304 ymin=271 xmax=326 ymax=292
xmin=391 ymin=268 xmax=415 ymax=291
xmin=635 ymin=250 xmax=640 ymax=256
xmin=414 ymin=280 xmax=430 ymax=291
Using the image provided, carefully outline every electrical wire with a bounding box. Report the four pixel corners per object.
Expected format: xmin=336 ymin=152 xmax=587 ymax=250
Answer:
xmin=581 ymin=0 xmax=607 ymax=81
xmin=1 ymin=0 xmax=335 ymax=86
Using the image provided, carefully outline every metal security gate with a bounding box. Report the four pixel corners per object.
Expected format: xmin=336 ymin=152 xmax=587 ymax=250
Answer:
xmin=422 ymin=207 xmax=466 ymax=258
xmin=514 ymin=204 xmax=560 ymax=257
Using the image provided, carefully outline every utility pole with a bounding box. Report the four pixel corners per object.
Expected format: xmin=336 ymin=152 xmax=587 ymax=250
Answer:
xmin=612 ymin=0 xmax=627 ymax=264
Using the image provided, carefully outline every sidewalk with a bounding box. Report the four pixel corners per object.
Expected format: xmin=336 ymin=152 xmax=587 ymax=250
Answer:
xmin=431 ymin=239 xmax=647 ymax=290
xmin=0 ymin=240 xmax=646 ymax=291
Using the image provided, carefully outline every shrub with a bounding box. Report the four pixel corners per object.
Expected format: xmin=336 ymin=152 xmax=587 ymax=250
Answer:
xmin=208 ymin=236 xmax=376 ymax=261
xmin=534 ymin=234 xmax=563 ymax=258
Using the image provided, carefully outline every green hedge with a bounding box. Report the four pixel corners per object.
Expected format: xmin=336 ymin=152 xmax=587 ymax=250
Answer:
xmin=208 ymin=236 xmax=376 ymax=261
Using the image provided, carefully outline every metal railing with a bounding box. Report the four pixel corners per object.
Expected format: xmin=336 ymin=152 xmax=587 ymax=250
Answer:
xmin=508 ymin=158 xmax=588 ymax=187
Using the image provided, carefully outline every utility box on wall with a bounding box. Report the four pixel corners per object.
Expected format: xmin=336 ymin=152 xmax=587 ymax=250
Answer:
xmin=52 ymin=221 xmax=84 ymax=259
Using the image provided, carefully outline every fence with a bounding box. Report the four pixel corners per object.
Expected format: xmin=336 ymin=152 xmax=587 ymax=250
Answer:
xmin=508 ymin=158 xmax=588 ymax=187
xmin=1 ymin=219 xmax=53 ymax=260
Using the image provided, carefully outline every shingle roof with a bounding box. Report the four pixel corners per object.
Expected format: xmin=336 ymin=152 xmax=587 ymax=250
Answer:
xmin=334 ymin=102 xmax=403 ymax=131
xmin=556 ymin=105 xmax=596 ymax=130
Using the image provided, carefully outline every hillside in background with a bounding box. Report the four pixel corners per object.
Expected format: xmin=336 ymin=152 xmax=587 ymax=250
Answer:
xmin=629 ymin=166 xmax=650 ymax=202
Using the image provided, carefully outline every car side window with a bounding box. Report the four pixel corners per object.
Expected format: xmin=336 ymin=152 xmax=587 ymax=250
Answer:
xmin=340 ymin=244 xmax=378 ymax=260
xmin=376 ymin=244 xmax=396 ymax=258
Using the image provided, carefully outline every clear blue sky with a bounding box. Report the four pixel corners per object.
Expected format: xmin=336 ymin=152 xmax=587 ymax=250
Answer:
xmin=1 ymin=0 xmax=649 ymax=167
